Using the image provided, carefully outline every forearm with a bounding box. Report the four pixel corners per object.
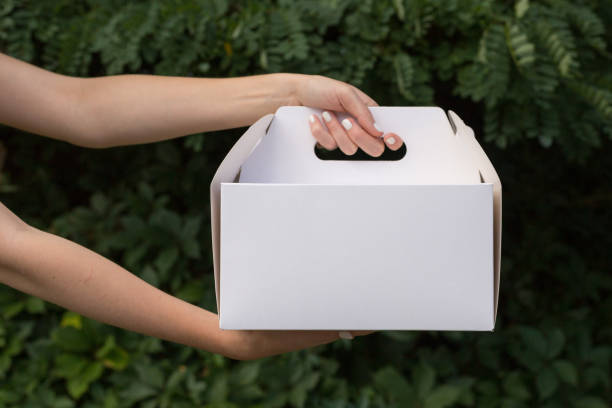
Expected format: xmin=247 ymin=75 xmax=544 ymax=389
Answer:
xmin=0 ymin=53 xmax=303 ymax=147
xmin=78 ymin=73 xmax=303 ymax=147
xmin=0 ymin=216 xmax=231 ymax=356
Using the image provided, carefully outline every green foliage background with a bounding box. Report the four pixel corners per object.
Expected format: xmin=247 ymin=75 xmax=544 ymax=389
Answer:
xmin=1 ymin=0 xmax=611 ymax=407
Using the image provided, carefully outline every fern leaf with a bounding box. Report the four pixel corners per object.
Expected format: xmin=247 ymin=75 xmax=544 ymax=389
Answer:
xmin=393 ymin=53 xmax=414 ymax=100
xmin=505 ymin=23 xmax=535 ymax=70
xmin=535 ymin=17 xmax=579 ymax=78
xmin=568 ymin=82 xmax=612 ymax=119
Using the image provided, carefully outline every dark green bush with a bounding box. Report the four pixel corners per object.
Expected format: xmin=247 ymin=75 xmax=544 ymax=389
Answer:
xmin=1 ymin=0 xmax=611 ymax=407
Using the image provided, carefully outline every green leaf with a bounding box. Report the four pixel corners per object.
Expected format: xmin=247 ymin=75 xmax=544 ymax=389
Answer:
xmin=176 ymin=282 xmax=206 ymax=303
xmin=90 ymin=193 xmax=109 ymax=214
xmin=503 ymin=372 xmax=531 ymax=400
xmin=424 ymin=385 xmax=462 ymax=408
xmin=135 ymin=362 xmax=165 ymax=388
xmin=574 ymin=397 xmax=610 ymax=408
xmin=166 ymin=367 xmax=187 ymax=391
xmin=2 ymin=301 xmax=24 ymax=319
xmin=94 ymin=335 xmax=128 ymax=370
xmin=415 ymin=363 xmax=436 ymax=399
xmin=536 ymin=367 xmax=558 ymax=399
xmin=61 ymin=312 xmax=82 ymax=329
xmin=151 ymin=209 xmax=182 ymax=235
xmin=232 ymin=361 xmax=260 ymax=386
xmin=66 ymin=362 xmax=103 ymax=399
xmin=52 ymin=327 xmax=93 ymax=352
xmin=53 ymin=354 xmax=88 ymax=379
xmin=154 ymin=247 xmax=179 ymax=273
xmin=393 ymin=53 xmax=414 ymax=100
xmin=207 ymin=373 xmax=229 ymax=403
xmin=553 ymin=360 xmax=578 ymax=386
xmin=519 ymin=327 xmax=547 ymax=356
xmin=546 ymin=329 xmax=565 ymax=359
xmin=119 ymin=382 xmax=158 ymax=404
xmin=102 ymin=347 xmax=129 ymax=371
xmin=505 ymin=23 xmax=535 ymax=69
xmin=182 ymin=216 xmax=202 ymax=239
xmin=373 ymin=367 xmax=416 ymax=406
xmin=392 ymin=0 xmax=405 ymax=21
xmin=24 ymin=296 xmax=45 ymax=313
xmin=182 ymin=239 xmax=201 ymax=259
xmin=515 ymin=0 xmax=529 ymax=19
xmin=95 ymin=335 xmax=116 ymax=359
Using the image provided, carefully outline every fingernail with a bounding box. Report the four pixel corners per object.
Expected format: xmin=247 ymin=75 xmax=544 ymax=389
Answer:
xmin=322 ymin=111 xmax=332 ymax=122
xmin=387 ymin=136 xmax=396 ymax=145
xmin=339 ymin=331 xmax=354 ymax=340
xmin=374 ymin=122 xmax=382 ymax=133
xmin=341 ymin=118 xmax=352 ymax=130
xmin=309 ymin=114 xmax=315 ymax=124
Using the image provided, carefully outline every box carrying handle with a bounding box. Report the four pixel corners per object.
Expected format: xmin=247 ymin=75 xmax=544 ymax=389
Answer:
xmin=239 ymin=106 xmax=476 ymax=185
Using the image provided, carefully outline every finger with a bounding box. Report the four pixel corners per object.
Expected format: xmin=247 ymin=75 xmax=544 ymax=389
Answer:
xmin=338 ymin=87 xmax=383 ymax=137
xmin=341 ymin=117 xmax=385 ymax=157
xmin=339 ymin=330 xmax=375 ymax=339
xmin=308 ymin=114 xmax=337 ymax=150
xmin=351 ymin=85 xmax=379 ymax=107
xmin=352 ymin=330 xmax=376 ymax=336
xmin=383 ymin=132 xmax=403 ymax=151
xmin=321 ymin=111 xmax=358 ymax=155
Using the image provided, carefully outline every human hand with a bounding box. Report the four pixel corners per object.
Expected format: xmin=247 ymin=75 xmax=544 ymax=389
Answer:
xmin=294 ymin=75 xmax=403 ymax=157
xmin=220 ymin=328 xmax=374 ymax=360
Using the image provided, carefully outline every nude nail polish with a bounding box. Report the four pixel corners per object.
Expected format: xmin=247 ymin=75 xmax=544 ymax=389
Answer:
xmin=341 ymin=118 xmax=352 ymax=130
xmin=374 ymin=122 xmax=382 ymax=133
xmin=322 ymin=111 xmax=332 ymax=122
xmin=387 ymin=136 xmax=396 ymax=145
xmin=309 ymin=114 xmax=315 ymax=123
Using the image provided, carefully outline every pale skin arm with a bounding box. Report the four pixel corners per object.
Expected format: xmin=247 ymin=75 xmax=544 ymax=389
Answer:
xmin=0 ymin=203 xmax=367 ymax=360
xmin=0 ymin=52 xmax=384 ymax=359
xmin=0 ymin=52 xmax=402 ymax=153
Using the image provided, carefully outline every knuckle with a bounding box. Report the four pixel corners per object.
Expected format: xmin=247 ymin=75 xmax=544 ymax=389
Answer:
xmin=339 ymin=85 xmax=354 ymax=100
xmin=348 ymin=129 xmax=364 ymax=145
xmin=312 ymin=126 xmax=327 ymax=140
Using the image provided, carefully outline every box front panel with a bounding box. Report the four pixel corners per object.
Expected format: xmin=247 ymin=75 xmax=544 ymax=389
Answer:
xmin=220 ymin=184 xmax=494 ymax=330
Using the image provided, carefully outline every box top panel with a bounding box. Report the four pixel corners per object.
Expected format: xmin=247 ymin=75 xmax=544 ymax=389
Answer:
xmin=239 ymin=106 xmax=480 ymax=185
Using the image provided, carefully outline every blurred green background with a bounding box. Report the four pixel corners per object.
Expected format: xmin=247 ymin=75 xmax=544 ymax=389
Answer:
xmin=1 ymin=0 xmax=611 ymax=407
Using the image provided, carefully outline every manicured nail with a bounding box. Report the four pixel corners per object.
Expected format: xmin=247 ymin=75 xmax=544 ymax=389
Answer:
xmin=374 ymin=122 xmax=382 ymax=133
xmin=339 ymin=331 xmax=354 ymax=340
xmin=309 ymin=114 xmax=315 ymax=123
xmin=341 ymin=118 xmax=352 ymax=130
xmin=322 ymin=111 xmax=332 ymax=122
xmin=387 ymin=136 xmax=396 ymax=145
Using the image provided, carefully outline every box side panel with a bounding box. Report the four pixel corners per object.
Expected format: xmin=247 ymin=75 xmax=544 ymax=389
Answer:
xmin=220 ymin=184 xmax=494 ymax=330
xmin=209 ymin=114 xmax=274 ymax=313
xmin=449 ymin=110 xmax=502 ymax=323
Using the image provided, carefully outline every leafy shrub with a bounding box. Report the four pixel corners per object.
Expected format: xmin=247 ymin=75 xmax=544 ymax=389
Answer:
xmin=0 ymin=0 xmax=611 ymax=407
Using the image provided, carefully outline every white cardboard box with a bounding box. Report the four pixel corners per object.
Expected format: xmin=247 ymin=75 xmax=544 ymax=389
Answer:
xmin=210 ymin=106 xmax=502 ymax=331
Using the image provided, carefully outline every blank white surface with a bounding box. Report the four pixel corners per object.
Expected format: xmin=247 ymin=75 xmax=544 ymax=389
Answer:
xmin=220 ymin=183 xmax=494 ymax=330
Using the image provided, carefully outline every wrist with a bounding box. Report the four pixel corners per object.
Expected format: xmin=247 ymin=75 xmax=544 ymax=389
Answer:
xmin=275 ymin=73 xmax=307 ymax=107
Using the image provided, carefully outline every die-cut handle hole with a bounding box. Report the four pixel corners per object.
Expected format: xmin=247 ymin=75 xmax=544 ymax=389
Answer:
xmin=314 ymin=143 xmax=406 ymax=161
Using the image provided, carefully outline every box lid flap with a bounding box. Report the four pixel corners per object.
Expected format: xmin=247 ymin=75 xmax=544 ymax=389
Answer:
xmin=239 ymin=106 xmax=480 ymax=184
xmin=210 ymin=114 xmax=274 ymax=312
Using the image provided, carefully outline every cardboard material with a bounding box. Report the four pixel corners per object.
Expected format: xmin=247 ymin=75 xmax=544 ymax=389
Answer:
xmin=210 ymin=106 xmax=502 ymax=331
